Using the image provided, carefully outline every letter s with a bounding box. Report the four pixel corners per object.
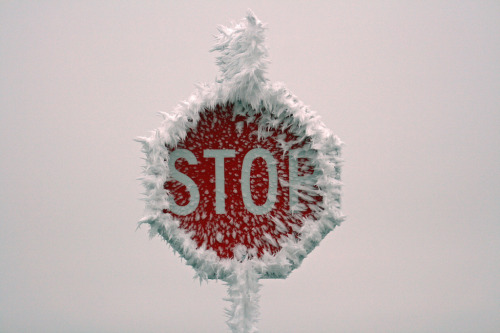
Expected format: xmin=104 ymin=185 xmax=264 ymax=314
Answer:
xmin=168 ymin=149 xmax=199 ymax=215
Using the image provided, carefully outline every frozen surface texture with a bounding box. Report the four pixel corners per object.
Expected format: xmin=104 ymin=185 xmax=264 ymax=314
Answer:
xmin=137 ymin=10 xmax=344 ymax=280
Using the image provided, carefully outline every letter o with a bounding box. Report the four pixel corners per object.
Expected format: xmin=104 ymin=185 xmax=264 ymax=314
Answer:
xmin=241 ymin=148 xmax=277 ymax=215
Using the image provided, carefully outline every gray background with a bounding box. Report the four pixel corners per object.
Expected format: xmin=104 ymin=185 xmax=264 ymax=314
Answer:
xmin=1 ymin=1 xmax=499 ymax=332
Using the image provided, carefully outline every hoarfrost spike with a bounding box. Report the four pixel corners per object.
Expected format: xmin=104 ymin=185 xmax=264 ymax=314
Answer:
xmin=211 ymin=10 xmax=270 ymax=109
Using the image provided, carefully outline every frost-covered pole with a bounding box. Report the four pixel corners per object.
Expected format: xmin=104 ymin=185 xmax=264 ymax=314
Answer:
xmin=212 ymin=11 xmax=269 ymax=332
xmin=224 ymin=260 xmax=262 ymax=333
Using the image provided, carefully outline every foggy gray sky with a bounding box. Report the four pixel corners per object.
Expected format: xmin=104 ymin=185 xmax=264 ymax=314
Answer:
xmin=1 ymin=1 xmax=499 ymax=332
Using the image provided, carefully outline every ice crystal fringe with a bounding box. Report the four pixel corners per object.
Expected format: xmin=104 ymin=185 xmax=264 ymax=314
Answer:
xmin=137 ymin=9 xmax=344 ymax=282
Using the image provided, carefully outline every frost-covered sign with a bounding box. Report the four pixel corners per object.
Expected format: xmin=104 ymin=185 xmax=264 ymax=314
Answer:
xmin=138 ymin=11 xmax=343 ymax=333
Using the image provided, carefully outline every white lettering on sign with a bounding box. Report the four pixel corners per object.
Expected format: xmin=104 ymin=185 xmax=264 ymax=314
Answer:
xmin=168 ymin=149 xmax=200 ymax=215
xmin=203 ymin=149 xmax=236 ymax=214
xmin=168 ymin=148 xmax=316 ymax=215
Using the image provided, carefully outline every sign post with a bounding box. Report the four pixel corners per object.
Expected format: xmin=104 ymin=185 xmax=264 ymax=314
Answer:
xmin=138 ymin=11 xmax=344 ymax=333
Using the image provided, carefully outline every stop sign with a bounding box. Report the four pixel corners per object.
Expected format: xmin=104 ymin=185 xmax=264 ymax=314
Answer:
xmin=139 ymin=96 xmax=343 ymax=279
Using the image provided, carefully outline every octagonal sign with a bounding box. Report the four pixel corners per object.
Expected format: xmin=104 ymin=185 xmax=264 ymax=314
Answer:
xmin=138 ymin=12 xmax=343 ymax=280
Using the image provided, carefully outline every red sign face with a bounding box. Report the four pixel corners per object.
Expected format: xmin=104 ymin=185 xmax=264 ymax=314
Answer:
xmin=164 ymin=104 xmax=322 ymax=259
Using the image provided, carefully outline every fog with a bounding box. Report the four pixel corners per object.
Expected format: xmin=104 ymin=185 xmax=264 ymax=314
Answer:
xmin=1 ymin=2 xmax=499 ymax=332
